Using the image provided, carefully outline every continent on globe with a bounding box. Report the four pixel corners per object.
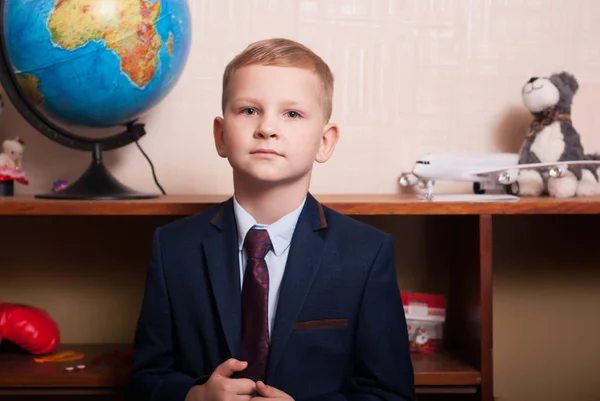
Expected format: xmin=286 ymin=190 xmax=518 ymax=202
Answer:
xmin=15 ymin=73 xmax=43 ymax=106
xmin=167 ymin=32 xmax=174 ymax=56
xmin=47 ymin=0 xmax=163 ymax=88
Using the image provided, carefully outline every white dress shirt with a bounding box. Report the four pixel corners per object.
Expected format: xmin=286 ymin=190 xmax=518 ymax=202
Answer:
xmin=233 ymin=196 xmax=306 ymax=335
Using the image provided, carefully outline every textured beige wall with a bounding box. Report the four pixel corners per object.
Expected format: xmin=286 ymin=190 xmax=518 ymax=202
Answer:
xmin=1 ymin=0 xmax=600 ymax=196
xmin=1 ymin=1 xmax=600 ymax=401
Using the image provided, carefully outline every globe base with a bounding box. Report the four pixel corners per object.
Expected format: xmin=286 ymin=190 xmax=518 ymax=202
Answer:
xmin=35 ymin=145 xmax=159 ymax=200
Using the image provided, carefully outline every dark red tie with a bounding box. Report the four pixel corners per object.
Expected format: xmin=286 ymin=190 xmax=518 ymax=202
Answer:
xmin=238 ymin=228 xmax=271 ymax=382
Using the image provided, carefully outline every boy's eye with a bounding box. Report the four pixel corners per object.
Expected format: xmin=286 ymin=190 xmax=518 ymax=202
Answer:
xmin=241 ymin=108 xmax=257 ymax=115
xmin=286 ymin=111 xmax=301 ymax=119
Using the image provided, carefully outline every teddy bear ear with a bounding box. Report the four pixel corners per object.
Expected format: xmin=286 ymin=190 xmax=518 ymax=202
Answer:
xmin=556 ymin=71 xmax=579 ymax=93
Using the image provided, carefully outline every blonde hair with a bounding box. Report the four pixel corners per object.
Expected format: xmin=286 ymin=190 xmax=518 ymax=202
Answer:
xmin=221 ymin=38 xmax=334 ymax=121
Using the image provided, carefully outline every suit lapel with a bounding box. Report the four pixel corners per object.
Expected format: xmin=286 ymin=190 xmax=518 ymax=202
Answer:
xmin=267 ymin=193 xmax=329 ymax=379
xmin=203 ymin=198 xmax=242 ymax=358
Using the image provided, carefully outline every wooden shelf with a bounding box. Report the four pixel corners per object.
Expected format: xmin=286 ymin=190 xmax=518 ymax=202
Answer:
xmin=412 ymin=351 xmax=481 ymax=387
xmin=0 ymin=344 xmax=478 ymax=392
xmin=8 ymin=194 xmax=581 ymax=401
xmin=3 ymin=194 xmax=600 ymax=215
xmin=0 ymin=344 xmax=130 ymax=389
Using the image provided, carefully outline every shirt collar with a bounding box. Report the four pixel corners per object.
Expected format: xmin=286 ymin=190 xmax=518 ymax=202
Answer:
xmin=233 ymin=195 xmax=306 ymax=256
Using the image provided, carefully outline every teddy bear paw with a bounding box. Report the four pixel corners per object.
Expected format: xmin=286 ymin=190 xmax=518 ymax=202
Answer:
xmin=576 ymin=169 xmax=600 ymax=197
xmin=548 ymin=171 xmax=578 ymax=197
xmin=516 ymin=170 xmax=544 ymax=196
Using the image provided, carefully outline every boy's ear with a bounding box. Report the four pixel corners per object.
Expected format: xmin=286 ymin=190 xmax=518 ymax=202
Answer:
xmin=315 ymin=123 xmax=339 ymax=163
xmin=213 ymin=116 xmax=227 ymax=158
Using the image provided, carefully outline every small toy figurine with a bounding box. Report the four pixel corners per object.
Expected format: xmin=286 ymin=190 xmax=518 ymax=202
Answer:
xmin=52 ymin=179 xmax=69 ymax=192
xmin=0 ymin=137 xmax=29 ymax=196
xmin=0 ymin=137 xmax=25 ymax=170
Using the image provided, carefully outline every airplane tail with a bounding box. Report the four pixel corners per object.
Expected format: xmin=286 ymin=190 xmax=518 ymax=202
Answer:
xmin=584 ymin=153 xmax=600 ymax=160
xmin=580 ymin=153 xmax=600 ymax=185
xmin=575 ymin=153 xmax=600 ymax=195
xmin=583 ymin=153 xmax=600 ymax=172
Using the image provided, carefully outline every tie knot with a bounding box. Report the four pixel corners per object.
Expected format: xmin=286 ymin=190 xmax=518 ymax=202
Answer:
xmin=244 ymin=228 xmax=272 ymax=259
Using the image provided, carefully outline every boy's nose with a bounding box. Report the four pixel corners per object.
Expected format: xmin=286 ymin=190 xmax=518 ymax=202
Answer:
xmin=255 ymin=125 xmax=278 ymax=138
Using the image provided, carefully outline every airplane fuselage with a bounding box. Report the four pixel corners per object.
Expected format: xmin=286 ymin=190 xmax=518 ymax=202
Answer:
xmin=411 ymin=152 xmax=520 ymax=182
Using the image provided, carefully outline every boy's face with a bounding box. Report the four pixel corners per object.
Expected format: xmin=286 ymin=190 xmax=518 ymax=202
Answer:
xmin=213 ymin=64 xmax=338 ymax=187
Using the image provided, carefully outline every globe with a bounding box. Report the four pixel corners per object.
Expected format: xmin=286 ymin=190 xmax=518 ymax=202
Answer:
xmin=3 ymin=0 xmax=191 ymax=128
xmin=0 ymin=0 xmax=191 ymax=200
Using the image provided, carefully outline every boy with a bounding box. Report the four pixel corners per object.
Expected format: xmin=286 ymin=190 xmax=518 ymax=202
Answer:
xmin=126 ymin=38 xmax=414 ymax=401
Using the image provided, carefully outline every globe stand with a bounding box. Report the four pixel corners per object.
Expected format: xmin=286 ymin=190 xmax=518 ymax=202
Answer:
xmin=35 ymin=143 xmax=158 ymax=200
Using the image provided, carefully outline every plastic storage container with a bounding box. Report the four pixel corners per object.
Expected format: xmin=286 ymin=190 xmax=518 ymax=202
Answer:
xmin=402 ymin=292 xmax=446 ymax=354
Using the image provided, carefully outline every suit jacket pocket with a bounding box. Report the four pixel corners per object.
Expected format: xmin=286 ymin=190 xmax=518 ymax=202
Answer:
xmin=293 ymin=318 xmax=348 ymax=331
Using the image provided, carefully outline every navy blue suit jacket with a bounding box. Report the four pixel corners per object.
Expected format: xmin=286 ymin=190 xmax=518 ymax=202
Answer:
xmin=126 ymin=193 xmax=414 ymax=401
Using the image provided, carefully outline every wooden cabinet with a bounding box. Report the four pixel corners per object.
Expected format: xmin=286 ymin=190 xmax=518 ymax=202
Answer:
xmin=1 ymin=194 xmax=599 ymax=401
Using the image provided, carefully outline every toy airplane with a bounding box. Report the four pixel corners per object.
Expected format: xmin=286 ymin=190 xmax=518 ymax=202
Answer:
xmin=398 ymin=152 xmax=600 ymax=201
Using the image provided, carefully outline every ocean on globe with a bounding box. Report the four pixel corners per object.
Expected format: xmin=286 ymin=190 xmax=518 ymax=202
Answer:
xmin=2 ymin=0 xmax=191 ymax=128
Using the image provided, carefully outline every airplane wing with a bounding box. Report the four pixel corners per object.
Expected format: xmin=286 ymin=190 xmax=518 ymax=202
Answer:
xmin=423 ymin=194 xmax=520 ymax=202
xmin=468 ymin=160 xmax=600 ymax=177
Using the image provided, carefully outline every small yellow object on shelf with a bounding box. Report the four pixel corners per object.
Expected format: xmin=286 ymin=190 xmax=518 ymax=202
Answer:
xmin=34 ymin=351 xmax=85 ymax=363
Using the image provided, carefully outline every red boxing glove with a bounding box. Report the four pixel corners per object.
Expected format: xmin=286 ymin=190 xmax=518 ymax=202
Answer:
xmin=0 ymin=301 xmax=60 ymax=355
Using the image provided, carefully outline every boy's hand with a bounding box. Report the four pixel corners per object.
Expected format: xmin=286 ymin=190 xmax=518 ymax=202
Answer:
xmin=185 ymin=358 xmax=256 ymax=401
xmin=251 ymin=381 xmax=294 ymax=401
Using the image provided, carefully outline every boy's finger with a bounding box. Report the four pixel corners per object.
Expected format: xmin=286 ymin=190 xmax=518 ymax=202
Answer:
xmin=256 ymin=381 xmax=289 ymax=398
xmin=226 ymin=377 xmax=257 ymax=395
xmin=213 ymin=358 xmax=248 ymax=377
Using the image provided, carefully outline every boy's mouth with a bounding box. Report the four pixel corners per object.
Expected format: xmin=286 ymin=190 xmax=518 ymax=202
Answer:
xmin=251 ymin=148 xmax=283 ymax=157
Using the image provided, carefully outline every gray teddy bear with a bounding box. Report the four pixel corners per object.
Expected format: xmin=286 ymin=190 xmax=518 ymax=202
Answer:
xmin=516 ymin=71 xmax=600 ymax=197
